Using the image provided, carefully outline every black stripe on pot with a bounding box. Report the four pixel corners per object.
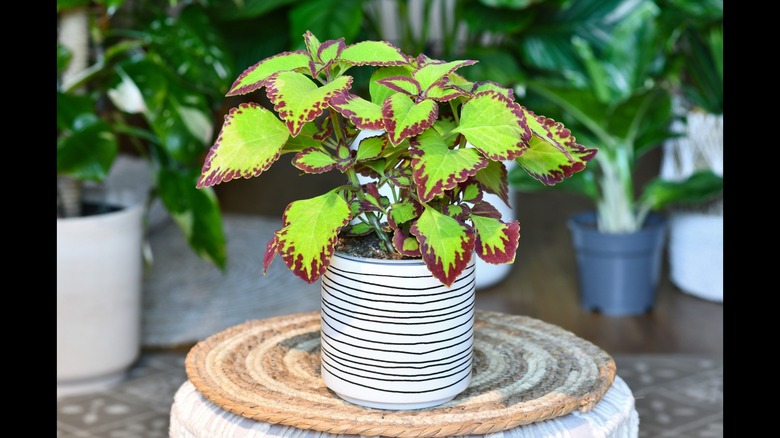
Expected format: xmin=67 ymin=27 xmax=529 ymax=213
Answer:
xmin=320 ymin=362 xmax=471 ymax=394
xmin=325 ymin=262 xmax=476 ymax=292
xmin=321 ymin=311 xmax=474 ymax=343
xmin=320 ymin=296 xmax=475 ymax=324
xmin=320 ymin=275 xmax=476 ymax=303
xmin=321 ymin=350 xmax=472 ymax=382
xmin=320 ymin=321 xmax=473 ymax=355
xmin=320 ymin=337 xmax=472 ymax=368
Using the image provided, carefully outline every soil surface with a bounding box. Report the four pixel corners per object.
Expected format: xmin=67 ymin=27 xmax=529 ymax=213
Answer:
xmin=335 ymin=233 xmax=416 ymax=260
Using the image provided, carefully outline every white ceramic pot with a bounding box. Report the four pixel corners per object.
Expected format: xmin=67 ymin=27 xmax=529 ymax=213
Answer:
xmin=667 ymin=212 xmax=723 ymax=302
xmin=319 ymin=253 xmax=476 ymax=410
xmin=57 ymin=201 xmax=144 ymax=397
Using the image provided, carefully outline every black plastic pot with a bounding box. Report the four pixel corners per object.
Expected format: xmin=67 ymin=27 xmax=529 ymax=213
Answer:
xmin=567 ymin=212 xmax=667 ymax=316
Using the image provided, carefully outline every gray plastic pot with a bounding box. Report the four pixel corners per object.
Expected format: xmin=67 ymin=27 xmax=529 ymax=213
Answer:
xmin=567 ymin=212 xmax=667 ymax=316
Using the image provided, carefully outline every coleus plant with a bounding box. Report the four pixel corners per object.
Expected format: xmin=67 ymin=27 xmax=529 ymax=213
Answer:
xmin=197 ymin=31 xmax=596 ymax=287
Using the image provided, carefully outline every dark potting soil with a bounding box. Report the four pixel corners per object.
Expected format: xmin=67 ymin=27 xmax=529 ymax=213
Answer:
xmin=80 ymin=201 xmax=123 ymax=217
xmin=335 ymin=232 xmax=417 ymax=261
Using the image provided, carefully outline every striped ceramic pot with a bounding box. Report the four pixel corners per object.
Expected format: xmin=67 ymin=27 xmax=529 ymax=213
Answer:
xmin=319 ymin=252 xmax=476 ymax=410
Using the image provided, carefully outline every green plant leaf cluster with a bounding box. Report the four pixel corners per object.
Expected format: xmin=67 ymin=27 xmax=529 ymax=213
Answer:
xmin=198 ymin=30 xmax=595 ymax=286
xmin=57 ymin=1 xmax=233 ymax=268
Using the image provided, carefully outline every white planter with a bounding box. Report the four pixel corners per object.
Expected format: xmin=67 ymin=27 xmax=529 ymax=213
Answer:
xmin=667 ymin=212 xmax=723 ymax=302
xmin=57 ymin=202 xmax=144 ymax=397
xmin=320 ymin=252 xmax=476 ymax=410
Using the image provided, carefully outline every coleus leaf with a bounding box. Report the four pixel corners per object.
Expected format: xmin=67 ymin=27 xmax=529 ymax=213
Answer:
xmin=516 ymin=108 xmax=598 ymax=185
xmin=265 ymin=71 xmax=352 ymax=136
xmin=282 ymin=122 xmax=321 ymax=152
xmin=392 ymin=228 xmax=421 ymax=257
xmin=413 ymin=59 xmax=477 ymax=91
xmin=474 ymin=160 xmax=510 ymax=206
xmin=375 ymin=76 xmax=421 ymax=96
xmin=266 ymin=190 xmax=351 ymax=283
xmin=409 ymin=129 xmax=488 ymax=203
xmin=410 ymin=207 xmax=475 ymax=287
xmin=425 ymin=78 xmax=470 ymax=102
xmin=388 ymin=200 xmax=423 ymax=228
xmin=470 ymin=215 xmax=520 ymax=265
xmin=470 ymin=201 xmax=502 ymax=219
xmin=382 ymin=93 xmax=438 ymax=145
xmin=451 ymin=90 xmax=532 ymax=161
xmin=330 ymin=92 xmax=384 ymax=130
xmin=471 ymin=80 xmax=515 ymax=99
xmin=292 ymin=147 xmax=338 ymax=173
xmin=197 ymin=103 xmax=289 ymax=188
xmin=460 ymin=181 xmax=483 ymax=203
xmin=227 ymin=50 xmax=309 ymax=96
xmin=339 ymin=40 xmax=410 ymax=66
xmin=354 ymin=135 xmax=387 ymax=162
xmin=370 ymin=66 xmax=414 ymax=105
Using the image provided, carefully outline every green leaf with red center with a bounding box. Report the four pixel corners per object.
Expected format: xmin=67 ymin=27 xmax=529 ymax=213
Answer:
xmin=515 ymin=108 xmax=598 ymax=185
xmin=271 ymin=190 xmax=351 ymax=283
xmin=442 ymin=203 xmax=470 ymax=222
xmin=375 ymin=76 xmax=421 ymax=96
xmin=392 ymin=228 xmax=421 ymax=257
xmin=451 ymin=90 xmax=532 ymax=161
xmin=292 ymin=147 xmax=338 ymax=174
xmin=474 ymin=160 xmax=510 ymax=206
xmin=413 ymin=59 xmax=477 ymax=91
xmin=330 ymin=92 xmax=384 ymax=130
xmin=227 ymin=51 xmax=309 ymax=96
xmin=410 ymin=129 xmax=488 ymax=203
xmin=354 ymin=135 xmax=387 ymax=162
xmin=265 ymin=72 xmax=352 ymax=137
xmin=410 ymin=207 xmax=475 ymax=287
xmin=339 ymin=40 xmax=409 ymax=67
xmin=382 ymin=94 xmax=438 ymax=145
xmin=471 ymin=215 xmax=519 ymax=265
xmin=197 ymin=103 xmax=289 ymax=188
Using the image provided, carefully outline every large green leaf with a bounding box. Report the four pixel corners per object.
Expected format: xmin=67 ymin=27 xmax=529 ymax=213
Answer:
xmin=206 ymin=0 xmax=297 ymax=21
xmin=410 ymin=207 xmax=475 ymax=287
xmin=515 ymin=108 xmax=597 ymax=185
xmin=271 ymin=190 xmax=352 ymax=283
xmin=227 ymin=51 xmax=309 ymax=96
xmin=381 ymin=94 xmax=438 ymax=145
xmin=641 ymin=170 xmax=723 ymax=210
xmin=158 ymin=167 xmax=227 ymax=269
xmin=265 ymin=72 xmax=352 ymax=136
xmin=119 ymin=58 xmax=214 ymax=164
xmin=413 ymin=60 xmax=477 ymax=92
xmin=470 ymin=215 xmax=519 ymax=265
xmin=409 ymin=130 xmax=488 ymax=203
xmin=330 ymin=92 xmax=384 ymax=130
xmin=197 ymin=103 xmax=290 ymax=188
xmin=57 ymin=113 xmax=118 ymax=182
xmin=292 ymin=147 xmax=338 ymax=174
xmin=369 ymin=66 xmax=413 ymax=105
xmin=145 ymin=5 xmax=235 ymax=97
xmin=474 ymin=161 xmax=510 ymax=205
xmin=339 ymin=40 xmax=409 ymax=66
xmin=451 ymin=90 xmax=531 ymax=161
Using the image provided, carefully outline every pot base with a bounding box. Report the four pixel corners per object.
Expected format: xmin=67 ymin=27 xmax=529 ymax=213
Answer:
xmin=334 ymin=393 xmax=457 ymax=411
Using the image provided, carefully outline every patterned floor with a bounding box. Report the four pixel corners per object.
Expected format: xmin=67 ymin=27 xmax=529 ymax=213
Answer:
xmin=56 ymin=352 xmax=722 ymax=438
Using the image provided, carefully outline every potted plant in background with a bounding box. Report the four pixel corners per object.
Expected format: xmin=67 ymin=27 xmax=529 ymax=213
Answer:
xmin=196 ymin=30 xmax=594 ymax=409
xmin=57 ymin=0 xmax=229 ymax=396
xmin=507 ymin=0 xmax=722 ymax=316
xmin=657 ymin=0 xmax=723 ymax=302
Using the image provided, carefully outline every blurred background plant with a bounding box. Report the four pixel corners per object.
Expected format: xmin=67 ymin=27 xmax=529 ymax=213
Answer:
xmin=57 ymin=0 xmax=235 ymax=268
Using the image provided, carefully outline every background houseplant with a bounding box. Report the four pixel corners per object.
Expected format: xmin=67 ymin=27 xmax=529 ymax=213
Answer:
xmin=57 ymin=0 xmax=231 ymax=394
xmin=657 ymin=0 xmax=723 ymax=302
xmin=196 ymin=30 xmax=594 ymax=408
xmin=506 ymin=0 xmax=723 ymax=315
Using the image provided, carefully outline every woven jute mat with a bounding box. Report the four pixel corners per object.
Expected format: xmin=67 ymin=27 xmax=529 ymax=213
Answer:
xmin=185 ymin=310 xmax=616 ymax=437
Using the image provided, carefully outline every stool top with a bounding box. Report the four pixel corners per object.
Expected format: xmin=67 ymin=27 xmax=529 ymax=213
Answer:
xmin=185 ymin=310 xmax=616 ymax=437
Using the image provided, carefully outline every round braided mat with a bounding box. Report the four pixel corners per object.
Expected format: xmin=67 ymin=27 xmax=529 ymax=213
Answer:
xmin=185 ymin=310 xmax=616 ymax=437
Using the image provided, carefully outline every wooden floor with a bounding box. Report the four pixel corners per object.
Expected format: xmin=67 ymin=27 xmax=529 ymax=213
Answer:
xmin=474 ymin=190 xmax=724 ymax=358
xmin=217 ymin=154 xmax=724 ymax=359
